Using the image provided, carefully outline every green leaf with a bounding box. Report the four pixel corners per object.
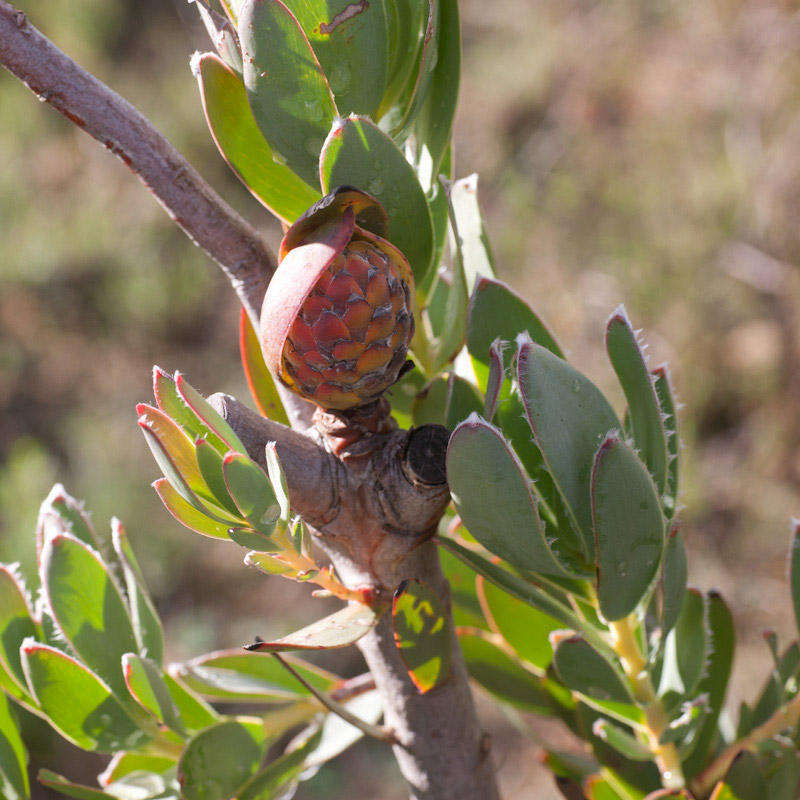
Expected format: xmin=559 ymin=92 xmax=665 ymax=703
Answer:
xmin=483 ymin=339 xmax=504 ymax=422
xmin=592 ymin=719 xmax=652 ymax=762
xmin=111 ymin=520 xmax=165 ymax=666
xmin=438 ymin=544 xmax=487 ymax=630
xmin=0 ymin=564 xmax=38 ymax=694
xmin=122 ymin=654 xmax=186 ymax=736
xmin=717 ymin=750 xmax=763 ymax=800
xmin=178 ymin=721 xmax=264 ymax=800
xmin=407 ymin=0 xmax=459 ymax=193
xmin=652 ymin=366 xmax=680 ymax=519
xmin=411 ymin=375 xmax=482 ymax=428
xmin=244 ymin=551 xmax=295 ymax=577
xmin=435 ymin=536 xmax=614 ymax=660
xmin=790 ymin=519 xmax=800 ymax=639
xmin=319 ymin=115 xmax=434 ymax=288
xmin=281 ymin=0 xmax=388 ymax=117
xmin=591 ymin=434 xmax=665 ymax=621
xmin=152 ymin=478 xmax=233 ymax=540
xmin=424 ymin=182 xmax=469 ymax=371
xmin=195 ymin=4 xmax=242 ymax=72
xmin=238 ymin=308 xmax=290 ymax=424
xmin=99 ymin=752 xmax=176 ymax=786
xmin=264 ymin=443 xmax=290 ymax=522
xmin=658 ymin=589 xmax=705 ymax=698
xmin=458 ymin=633 xmax=555 ymax=714
xmin=477 ymin=577 xmax=561 ymax=670
xmin=605 ymin=309 xmax=669 ymax=496
xmin=162 ymin=674 xmax=220 ymax=733
xmin=449 ymin=175 xmax=494 ymax=293
xmin=38 ymin=770 xmax=118 ymax=800
xmin=222 ymin=453 xmax=280 ymax=534
xmin=174 ymin=649 xmax=339 ymax=703
xmin=516 ymin=337 xmax=620 ymax=560
xmin=392 ymin=579 xmax=452 ymax=693
xmin=245 ymin=604 xmax=377 ymax=652
xmin=659 ymin=525 xmax=687 ymax=639
xmin=553 ymin=636 xmax=632 ymax=705
xmin=683 ymin=592 xmax=735 ymax=778
xmin=196 ymin=53 xmax=321 ymax=224
xmin=239 ymin=0 xmax=337 ymax=187
xmin=195 ymin=439 xmax=241 ymax=517
xmin=447 ymin=415 xmax=567 ymax=576
xmin=175 ymin=373 xmax=247 ymax=455
xmin=21 ymin=642 xmax=149 ymax=753
xmin=41 ymin=533 xmax=139 ymax=701
xmin=468 ymin=278 xmax=562 ymax=391
xmin=381 ymin=0 xmax=428 ymax=114
xmin=237 ymin=725 xmax=322 ymax=800
xmin=36 ymin=484 xmax=100 ymax=555
xmin=0 ymin=690 xmax=28 ymax=800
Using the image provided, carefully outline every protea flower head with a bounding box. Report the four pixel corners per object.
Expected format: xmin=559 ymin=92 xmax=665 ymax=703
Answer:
xmin=260 ymin=187 xmax=415 ymax=411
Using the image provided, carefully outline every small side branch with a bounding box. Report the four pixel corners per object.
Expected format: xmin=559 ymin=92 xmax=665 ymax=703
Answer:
xmin=0 ymin=0 xmax=274 ymax=324
xmin=272 ymin=654 xmax=397 ymax=743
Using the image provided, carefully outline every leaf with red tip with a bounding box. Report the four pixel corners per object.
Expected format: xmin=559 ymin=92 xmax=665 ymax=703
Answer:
xmin=98 ymin=752 xmax=175 ymax=786
xmin=36 ymin=483 xmax=99 ymax=558
xmin=239 ymin=309 xmax=290 ymax=425
xmin=38 ymin=770 xmax=119 ymax=800
xmin=174 ymin=373 xmax=246 ymax=454
xmin=245 ymin=604 xmax=377 ymax=652
xmin=0 ymin=564 xmax=38 ymax=696
xmin=137 ymin=404 xmax=238 ymax=524
xmin=21 ymin=643 xmax=148 ymax=753
xmin=122 ymin=654 xmax=186 ymax=736
xmin=392 ymin=579 xmax=452 ymax=693
xmin=152 ymin=478 xmax=232 ymax=540
xmin=174 ymin=648 xmax=339 ymax=702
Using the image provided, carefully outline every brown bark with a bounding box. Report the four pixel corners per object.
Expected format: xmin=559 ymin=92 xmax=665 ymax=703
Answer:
xmin=0 ymin=6 xmax=501 ymax=798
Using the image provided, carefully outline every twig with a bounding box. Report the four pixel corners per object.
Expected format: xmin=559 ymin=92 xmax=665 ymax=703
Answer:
xmin=691 ymin=690 xmax=800 ymax=797
xmin=272 ymin=654 xmax=397 ymax=743
xmin=0 ymin=0 xmax=272 ymax=326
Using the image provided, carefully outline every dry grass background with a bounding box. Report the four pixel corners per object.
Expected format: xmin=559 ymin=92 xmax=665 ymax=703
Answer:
xmin=3 ymin=0 xmax=800 ymax=796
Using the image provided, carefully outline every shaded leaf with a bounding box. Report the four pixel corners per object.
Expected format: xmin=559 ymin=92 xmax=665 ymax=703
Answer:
xmin=447 ymin=415 xmax=567 ymax=576
xmin=477 ymin=576 xmax=560 ymax=670
xmin=469 ymin=278 xmax=562 ymax=391
xmin=162 ymin=674 xmax=219 ymax=733
xmin=458 ymin=633 xmax=555 ymax=714
xmin=393 ymin=579 xmax=452 ymax=693
xmin=0 ymin=564 xmax=38 ymax=694
xmin=652 ymin=366 xmax=680 ymax=519
xmin=38 ymin=770 xmax=118 ymax=800
xmin=411 ymin=374 xmax=482 ymax=429
xmin=239 ymin=308 xmax=290 ymax=424
xmin=553 ymin=636 xmax=632 ymax=705
xmin=222 ymin=453 xmax=280 ymax=534
xmin=591 ymin=434 xmax=664 ymax=621
xmin=659 ymin=525 xmax=687 ymax=639
xmin=516 ymin=337 xmax=618 ymax=558
xmin=178 ymin=721 xmax=264 ymax=800
xmin=606 ymin=309 xmax=669 ymax=495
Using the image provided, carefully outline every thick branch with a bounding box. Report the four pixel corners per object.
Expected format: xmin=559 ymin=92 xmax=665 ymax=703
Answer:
xmin=0 ymin=0 xmax=272 ymax=323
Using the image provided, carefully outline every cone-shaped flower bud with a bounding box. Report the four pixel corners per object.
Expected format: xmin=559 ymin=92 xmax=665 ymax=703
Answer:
xmin=260 ymin=187 xmax=415 ymax=410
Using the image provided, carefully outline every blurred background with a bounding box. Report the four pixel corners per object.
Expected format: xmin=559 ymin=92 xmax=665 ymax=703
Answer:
xmin=2 ymin=0 xmax=800 ymax=796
